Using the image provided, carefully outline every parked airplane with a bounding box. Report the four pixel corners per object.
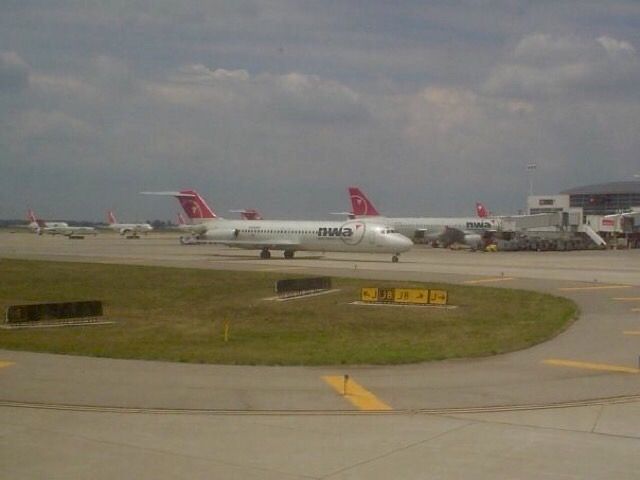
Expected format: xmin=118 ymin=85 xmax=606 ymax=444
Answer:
xmin=143 ymin=189 xmax=413 ymax=261
xmin=230 ymin=209 xmax=263 ymax=220
xmin=27 ymin=209 xmax=68 ymax=231
xmin=107 ymin=211 xmax=153 ymax=236
xmin=27 ymin=209 xmax=97 ymax=237
xmin=348 ymin=187 xmax=499 ymax=249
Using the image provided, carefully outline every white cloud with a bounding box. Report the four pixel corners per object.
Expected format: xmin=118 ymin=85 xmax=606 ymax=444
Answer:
xmin=13 ymin=110 xmax=96 ymax=143
xmin=597 ymin=36 xmax=636 ymax=56
xmin=147 ymin=65 xmax=367 ymax=125
xmin=0 ymin=51 xmax=29 ymax=92
xmin=484 ymin=34 xmax=640 ymax=100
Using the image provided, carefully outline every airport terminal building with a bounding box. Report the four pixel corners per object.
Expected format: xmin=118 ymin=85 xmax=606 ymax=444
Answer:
xmin=561 ymin=181 xmax=640 ymax=216
xmin=528 ymin=181 xmax=640 ymax=216
xmin=525 ymin=181 xmax=640 ymax=248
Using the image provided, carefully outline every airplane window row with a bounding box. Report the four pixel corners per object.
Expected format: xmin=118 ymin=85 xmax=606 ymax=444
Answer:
xmin=238 ymin=229 xmax=316 ymax=234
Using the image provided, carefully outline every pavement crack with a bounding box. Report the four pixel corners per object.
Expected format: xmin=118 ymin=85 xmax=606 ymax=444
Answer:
xmin=318 ymin=421 xmax=473 ymax=479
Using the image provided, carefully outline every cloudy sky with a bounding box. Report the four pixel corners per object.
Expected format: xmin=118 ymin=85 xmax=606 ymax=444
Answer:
xmin=1 ymin=1 xmax=639 ymax=221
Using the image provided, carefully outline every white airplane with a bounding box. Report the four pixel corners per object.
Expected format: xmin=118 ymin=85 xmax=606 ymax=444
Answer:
xmin=107 ymin=211 xmax=153 ymax=236
xmin=27 ymin=209 xmax=97 ymax=237
xmin=27 ymin=209 xmax=68 ymax=232
xmin=347 ymin=187 xmax=499 ymax=249
xmin=142 ymin=189 xmax=413 ymax=262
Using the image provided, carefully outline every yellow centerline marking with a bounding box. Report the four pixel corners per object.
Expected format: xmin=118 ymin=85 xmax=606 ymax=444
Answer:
xmin=612 ymin=297 xmax=640 ymax=301
xmin=624 ymin=331 xmax=640 ymax=335
xmin=632 ymin=308 xmax=640 ymax=312
xmin=463 ymin=277 xmax=514 ymax=285
xmin=558 ymin=285 xmax=632 ymax=292
xmin=322 ymin=376 xmax=392 ymax=411
xmin=543 ymin=359 xmax=639 ymax=374
xmin=0 ymin=361 xmax=14 ymax=369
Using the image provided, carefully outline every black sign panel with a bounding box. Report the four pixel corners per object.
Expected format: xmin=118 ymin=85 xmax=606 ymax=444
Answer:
xmin=6 ymin=301 xmax=103 ymax=324
xmin=275 ymin=277 xmax=331 ymax=294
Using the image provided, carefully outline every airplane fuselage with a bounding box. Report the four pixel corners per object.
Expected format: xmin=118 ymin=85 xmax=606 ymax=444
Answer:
xmin=356 ymin=216 xmax=499 ymax=241
xmin=196 ymin=218 xmax=412 ymax=255
xmin=109 ymin=223 xmax=153 ymax=235
xmin=39 ymin=225 xmax=97 ymax=236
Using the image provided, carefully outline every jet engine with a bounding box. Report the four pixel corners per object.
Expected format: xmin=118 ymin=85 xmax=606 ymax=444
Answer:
xmin=462 ymin=233 xmax=483 ymax=250
xmin=438 ymin=228 xmax=484 ymax=250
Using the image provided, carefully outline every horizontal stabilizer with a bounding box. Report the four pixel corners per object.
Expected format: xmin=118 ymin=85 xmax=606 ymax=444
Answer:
xmin=141 ymin=191 xmax=196 ymax=198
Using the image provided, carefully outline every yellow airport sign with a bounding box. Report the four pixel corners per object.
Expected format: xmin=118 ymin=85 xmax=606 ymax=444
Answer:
xmin=394 ymin=288 xmax=430 ymax=304
xmin=361 ymin=287 xmax=448 ymax=306
xmin=361 ymin=288 xmax=379 ymax=302
xmin=429 ymin=289 xmax=448 ymax=305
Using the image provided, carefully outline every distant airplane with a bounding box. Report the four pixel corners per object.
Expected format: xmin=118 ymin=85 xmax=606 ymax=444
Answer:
xmin=106 ymin=211 xmax=153 ymax=236
xmin=142 ymin=189 xmax=412 ymax=262
xmin=27 ymin=209 xmax=97 ymax=237
xmin=27 ymin=209 xmax=68 ymax=232
xmin=347 ymin=187 xmax=498 ymax=249
xmin=230 ymin=209 xmax=263 ymax=220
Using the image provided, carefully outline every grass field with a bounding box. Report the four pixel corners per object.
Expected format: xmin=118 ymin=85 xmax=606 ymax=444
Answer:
xmin=0 ymin=258 xmax=578 ymax=365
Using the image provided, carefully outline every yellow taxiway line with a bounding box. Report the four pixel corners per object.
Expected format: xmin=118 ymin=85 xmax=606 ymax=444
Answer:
xmin=0 ymin=361 xmax=14 ymax=369
xmin=463 ymin=277 xmax=514 ymax=285
xmin=322 ymin=375 xmax=392 ymax=411
xmin=632 ymin=308 xmax=640 ymax=312
xmin=612 ymin=297 xmax=640 ymax=301
xmin=543 ymin=359 xmax=639 ymax=374
xmin=623 ymin=331 xmax=640 ymax=336
xmin=558 ymin=285 xmax=632 ymax=292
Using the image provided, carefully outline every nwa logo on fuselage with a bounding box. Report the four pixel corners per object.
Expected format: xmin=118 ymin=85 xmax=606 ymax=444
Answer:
xmin=318 ymin=222 xmax=366 ymax=245
xmin=465 ymin=221 xmax=493 ymax=230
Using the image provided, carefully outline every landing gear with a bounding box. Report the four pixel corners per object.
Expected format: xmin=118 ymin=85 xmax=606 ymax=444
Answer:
xmin=260 ymin=248 xmax=271 ymax=259
xmin=392 ymin=255 xmax=399 ymax=263
xmin=283 ymin=250 xmax=295 ymax=259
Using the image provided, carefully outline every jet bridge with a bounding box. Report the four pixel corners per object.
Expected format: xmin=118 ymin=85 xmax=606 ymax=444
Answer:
xmin=499 ymin=212 xmax=569 ymax=231
xmin=493 ymin=211 xmax=606 ymax=250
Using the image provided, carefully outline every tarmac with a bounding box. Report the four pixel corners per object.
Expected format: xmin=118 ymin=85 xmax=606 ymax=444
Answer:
xmin=1 ymin=231 xmax=639 ymax=479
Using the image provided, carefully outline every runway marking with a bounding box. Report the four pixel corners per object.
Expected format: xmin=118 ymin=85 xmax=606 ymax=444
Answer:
xmin=322 ymin=376 xmax=392 ymax=411
xmin=632 ymin=308 xmax=640 ymax=313
xmin=462 ymin=277 xmax=514 ymax=285
xmin=558 ymin=285 xmax=632 ymax=292
xmin=543 ymin=359 xmax=639 ymax=374
xmin=0 ymin=361 xmax=14 ymax=369
xmin=623 ymin=331 xmax=640 ymax=335
xmin=612 ymin=297 xmax=640 ymax=301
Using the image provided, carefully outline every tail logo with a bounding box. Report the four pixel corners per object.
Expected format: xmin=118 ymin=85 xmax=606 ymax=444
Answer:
xmin=350 ymin=194 xmax=369 ymax=215
xmin=184 ymin=199 xmax=203 ymax=218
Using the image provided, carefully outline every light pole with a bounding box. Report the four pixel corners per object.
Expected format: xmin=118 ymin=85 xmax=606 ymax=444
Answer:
xmin=527 ymin=163 xmax=537 ymax=196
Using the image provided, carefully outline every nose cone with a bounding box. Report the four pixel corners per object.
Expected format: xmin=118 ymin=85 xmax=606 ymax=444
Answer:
xmin=393 ymin=233 xmax=413 ymax=252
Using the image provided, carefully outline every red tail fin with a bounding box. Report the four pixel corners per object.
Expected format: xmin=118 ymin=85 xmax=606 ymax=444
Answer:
xmin=476 ymin=202 xmax=489 ymax=218
xmin=176 ymin=190 xmax=217 ymax=220
xmin=348 ymin=187 xmax=380 ymax=216
xmin=107 ymin=211 xmax=117 ymax=224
